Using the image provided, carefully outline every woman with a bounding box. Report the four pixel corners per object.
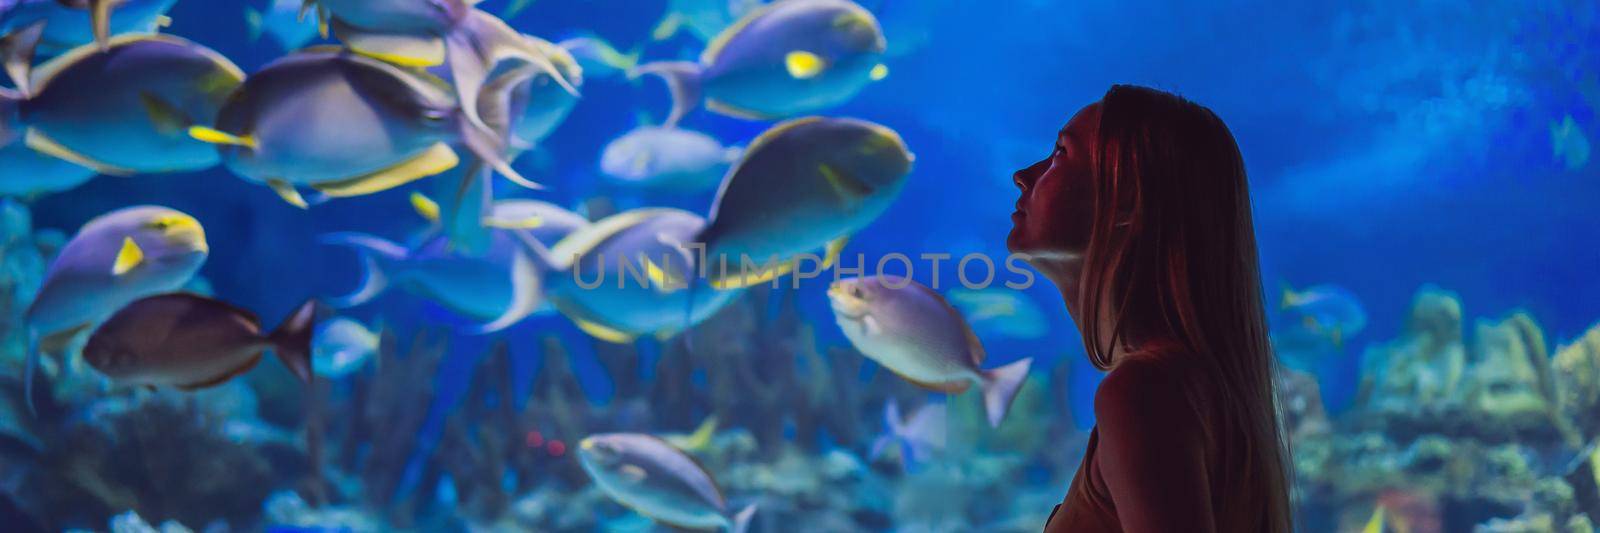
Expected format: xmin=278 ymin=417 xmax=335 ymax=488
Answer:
xmin=1013 ymin=85 xmax=1293 ymax=532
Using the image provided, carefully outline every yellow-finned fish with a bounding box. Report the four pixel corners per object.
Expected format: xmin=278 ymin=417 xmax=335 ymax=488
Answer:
xmin=578 ymin=433 xmax=757 ymax=533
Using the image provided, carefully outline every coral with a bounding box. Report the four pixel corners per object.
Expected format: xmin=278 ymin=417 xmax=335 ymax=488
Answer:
xmin=1552 ymin=322 xmax=1600 ymax=439
xmin=1354 ymin=286 xmax=1468 ymax=429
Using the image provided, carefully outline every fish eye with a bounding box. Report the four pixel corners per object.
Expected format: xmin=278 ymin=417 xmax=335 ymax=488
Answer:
xmin=851 ymin=286 xmax=863 ymax=298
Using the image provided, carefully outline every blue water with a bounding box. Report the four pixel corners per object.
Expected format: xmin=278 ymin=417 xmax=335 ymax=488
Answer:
xmin=9 ymin=0 xmax=1600 ymax=530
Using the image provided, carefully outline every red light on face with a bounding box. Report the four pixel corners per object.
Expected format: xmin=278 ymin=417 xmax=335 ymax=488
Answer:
xmin=525 ymin=431 xmax=544 ymax=448
xmin=547 ymin=440 xmax=566 ymax=456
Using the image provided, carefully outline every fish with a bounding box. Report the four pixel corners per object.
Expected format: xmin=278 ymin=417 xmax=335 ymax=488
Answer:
xmin=577 ymin=433 xmax=757 ymax=533
xmin=0 ymin=0 xmax=176 ymax=56
xmin=599 ymin=125 xmax=741 ymax=192
xmin=947 ymin=288 xmax=1048 ymax=339
xmin=244 ymin=0 xmax=321 ymax=51
xmin=188 ymin=47 xmax=533 ymax=210
xmin=1551 ymin=114 xmax=1590 ymax=170
xmin=23 ymin=205 xmax=207 ymax=409
xmin=307 ymin=0 xmax=578 ymax=134
xmin=1280 ymin=283 xmax=1367 ymax=349
xmin=868 ymin=398 xmax=946 ymax=466
xmin=0 ymin=31 xmax=244 ymax=175
xmin=667 ymin=116 xmax=911 ymax=290
xmin=633 ymin=0 xmax=888 ymax=126
xmin=827 ymin=275 xmax=1034 ymax=427
xmin=0 ymin=141 xmax=96 ymax=197
xmin=311 ymin=317 xmax=379 ymax=378
xmin=556 ymin=33 xmax=638 ymax=79
xmin=535 ymin=207 xmax=741 ymax=344
xmin=82 ymin=293 xmax=316 ymax=390
xmin=649 ymin=0 xmax=768 ymax=43
xmin=322 ymin=196 xmax=588 ymax=332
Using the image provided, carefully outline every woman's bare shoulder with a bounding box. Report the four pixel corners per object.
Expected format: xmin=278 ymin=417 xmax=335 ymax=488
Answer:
xmin=1093 ymin=354 xmax=1205 ymax=438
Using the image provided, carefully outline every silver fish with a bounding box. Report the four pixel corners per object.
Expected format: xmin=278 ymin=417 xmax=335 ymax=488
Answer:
xmin=83 ymin=293 xmax=315 ymax=390
xmin=600 ymin=125 xmax=740 ymax=192
xmin=0 ymin=0 xmax=176 ymax=55
xmin=324 ymin=196 xmax=587 ymax=333
xmin=311 ymin=316 xmax=379 ymax=378
xmin=536 ymin=208 xmax=741 ymax=344
xmin=686 ymin=116 xmax=911 ymax=289
xmin=190 ymin=47 xmax=532 ymax=209
xmin=24 ymin=205 xmax=206 ymax=408
xmin=0 ymin=32 xmax=244 ymax=175
xmin=578 ymin=433 xmax=757 ymax=533
xmin=828 ymin=275 xmax=1033 ymax=427
xmin=634 ymin=0 xmax=887 ymax=126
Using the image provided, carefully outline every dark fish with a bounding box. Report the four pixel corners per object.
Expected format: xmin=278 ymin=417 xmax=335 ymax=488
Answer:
xmin=83 ymin=293 xmax=316 ymax=390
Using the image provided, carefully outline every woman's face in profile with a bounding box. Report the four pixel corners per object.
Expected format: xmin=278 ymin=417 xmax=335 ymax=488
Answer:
xmin=1008 ymin=102 xmax=1102 ymax=259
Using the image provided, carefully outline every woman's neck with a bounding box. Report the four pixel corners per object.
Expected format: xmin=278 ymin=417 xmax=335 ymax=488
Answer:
xmin=1029 ymin=252 xmax=1178 ymax=366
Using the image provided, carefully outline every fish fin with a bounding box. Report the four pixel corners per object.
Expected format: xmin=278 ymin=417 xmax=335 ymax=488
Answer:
xmin=1 ymin=22 xmax=44 ymax=96
xmin=25 ymin=128 xmax=133 ymax=175
xmin=682 ymin=415 xmax=718 ymax=451
xmin=439 ymin=163 xmax=492 ymax=254
xmin=410 ymin=191 xmax=441 ymax=223
xmin=870 ymin=63 xmax=889 ymax=81
xmin=316 ymin=6 xmax=329 ymax=38
xmin=90 ymin=0 xmax=113 ymax=51
xmin=547 ymin=208 xmax=670 ymax=270
xmin=319 ymin=232 xmax=406 ymax=307
xmin=452 ymin=11 xmax=577 ymax=137
xmin=862 ymin=313 xmax=883 ymax=336
xmin=310 ymin=142 xmax=460 ymax=197
xmin=868 ymin=433 xmax=894 ymax=460
xmin=177 ymin=354 xmax=263 ymax=391
xmin=476 ymin=62 xmax=537 ymax=140
xmin=818 ymin=163 xmax=872 ymax=199
xmin=979 ymin=358 xmax=1033 ymax=427
xmin=483 ymin=212 xmax=543 ymax=230
xmin=244 ymin=8 xmax=265 ymax=42
xmin=708 ymin=256 xmax=795 ymax=290
xmin=571 ymin=316 xmax=635 ymax=344
xmin=187 ymin=126 xmax=257 ymax=149
xmin=629 ymin=61 xmax=702 ymax=129
xmin=332 ymin=19 xmax=446 ymax=67
xmin=1363 ymin=505 xmax=1386 ymax=533
xmin=456 ymin=105 xmax=542 ymax=191
xmin=704 ymin=98 xmax=781 ymax=121
xmin=729 ymin=504 xmax=757 ymax=533
xmin=267 ymin=179 xmax=310 ymax=209
xmin=651 ymin=12 xmax=685 ymax=41
xmin=784 ymin=50 xmax=825 ymax=79
xmin=821 ymin=235 xmax=849 ymax=269
xmin=155 ymin=15 xmax=172 ymax=28
xmin=470 ymin=250 xmax=542 ymax=334
xmin=112 ymin=236 xmax=144 ymax=275
xmin=267 ymin=299 xmax=318 ymax=384
xmin=639 ymin=254 xmax=686 ymax=294
xmin=139 ymin=92 xmax=191 ymax=136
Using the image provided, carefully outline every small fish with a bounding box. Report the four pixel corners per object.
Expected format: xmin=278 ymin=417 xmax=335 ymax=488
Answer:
xmin=868 ymin=398 xmax=945 ymax=466
xmin=83 ymin=293 xmax=316 ymax=390
xmin=25 ymin=205 xmax=207 ymax=406
xmin=946 ymin=288 xmax=1048 ymax=339
xmin=1280 ymin=283 xmax=1367 ymax=349
xmin=828 ymin=275 xmax=1033 ymax=427
xmin=633 ymin=0 xmax=888 ymax=126
xmin=1551 ymin=114 xmax=1591 ymax=170
xmin=557 ymin=33 xmax=638 ymax=78
xmin=649 ymin=0 xmax=768 ymax=43
xmin=309 ymin=0 xmax=577 ymax=133
xmin=323 ymin=196 xmax=587 ymax=332
xmin=311 ymin=317 xmax=379 ymax=378
xmin=245 ymin=0 xmax=321 ymax=51
xmin=578 ymin=433 xmax=757 ymax=533
xmin=535 ymin=207 xmax=742 ymax=343
xmin=190 ymin=47 xmax=532 ymax=209
xmin=0 ymin=32 xmax=244 ymax=175
xmin=677 ymin=116 xmax=911 ymax=290
xmin=600 ymin=125 xmax=740 ymax=192
xmin=0 ymin=0 xmax=176 ymax=56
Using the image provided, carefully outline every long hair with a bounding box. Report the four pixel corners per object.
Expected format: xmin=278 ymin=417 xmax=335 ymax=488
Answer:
xmin=1079 ymin=85 xmax=1292 ymax=531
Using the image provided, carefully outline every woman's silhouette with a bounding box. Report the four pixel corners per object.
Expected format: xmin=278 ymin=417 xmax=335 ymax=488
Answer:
xmin=1013 ymin=85 xmax=1293 ymax=532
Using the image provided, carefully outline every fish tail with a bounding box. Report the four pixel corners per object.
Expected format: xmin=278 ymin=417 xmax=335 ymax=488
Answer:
xmin=434 ymin=163 xmax=492 ymax=255
xmin=727 ymin=503 xmax=757 ymax=533
xmin=468 ymin=245 xmax=544 ymax=334
xmin=629 ymin=61 xmax=703 ymax=129
xmin=979 ymin=358 xmax=1033 ymax=428
xmin=319 ymin=232 xmax=407 ymax=307
xmin=268 ymin=299 xmax=319 ymax=384
xmin=456 ymin=108 xmax=543 ymax=191
xmin=0 ymin=21 xmax=44 ymax=98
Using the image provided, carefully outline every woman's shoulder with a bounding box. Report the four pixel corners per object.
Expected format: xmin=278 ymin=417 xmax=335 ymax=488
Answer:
xmin=1093 ymin=352 xmax=1208 ymax=439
